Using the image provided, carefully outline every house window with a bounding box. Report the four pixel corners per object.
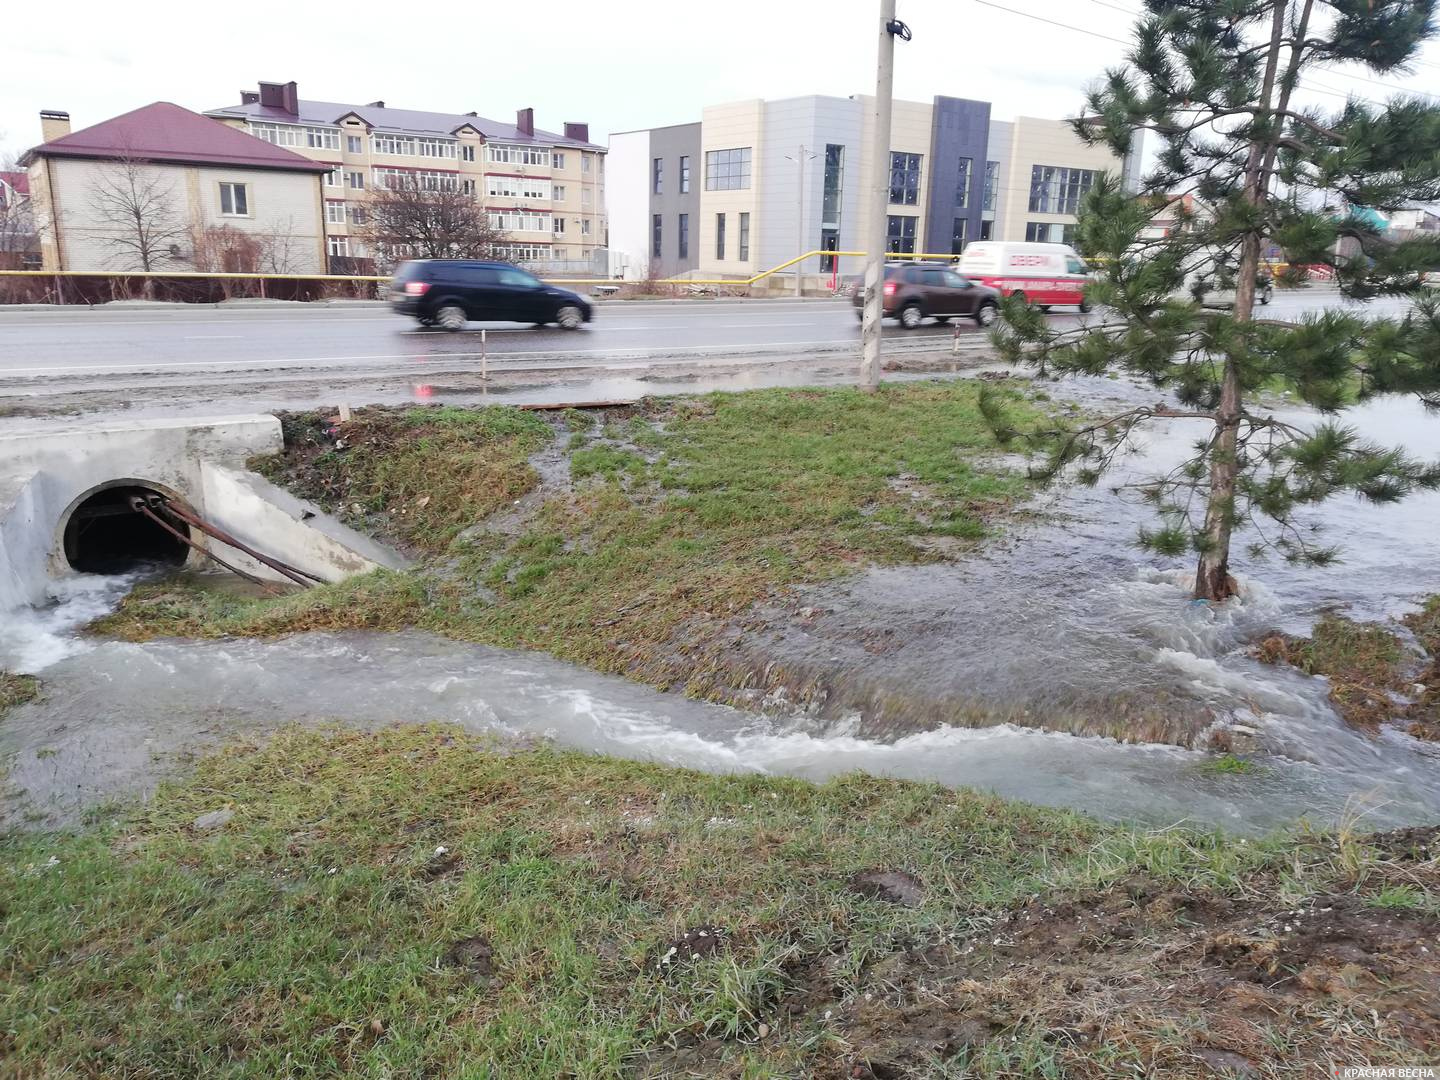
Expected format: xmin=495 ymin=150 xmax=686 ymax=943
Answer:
xmin=417 ymin=138 xmax=457 ymax=159
xmin=325 ymin=201 xmax=346 ymax=225
xmin=705 ymin=147 xmax=751 ymax=190
xmin=680 ymin=155 xmax=691 ymax=193
xmin=738 ymin=212 xmax=750 ymax=260
xmin=494 ymin=243 xmax=550 ymax=262
xmin=347 ymin=135 xmax=363 ymax=153
xmin=983 ymin=161 xmax=999 ymax=211
xmin=1028 ymin=165 xmax=1096 ymax=214
xmin=886 ymin=214 xmax=917 ymax=254
xmin=581 ymin=154 xmax=592 ymax=173
xmin=325 ymin=166 xmax=342 ymax=187
xmin=553 ymin=184 xmax=566 ymax=200
xmin=554 ymin=152 xmax=566 ymax=169
xmin=822 ymin=144 xmax=844 ymax=227
xmin=461 ymin=144 xmax=476 ymax=162
xmin=346 ymin=170 xmax=365 ymax=189
xmin=488 ymin=210 xmax=550 ymax=232
xmin=678 ymin=213 xmax=689 ymax=258
xmin=582 ymin=188 xmax=592 ymax=207
xmin=888 ymin=152 xmax=922 ymax=206
xmin=328 ymin=235 xmax=349 ymax=257
xmin=306 ymin=127 xmax=341 ymax=150
xmin=653 ymin=157 xmax=663 ymax=194
xmin=951 ymin=216 xmax=968 ymax=255
xmin=219 ymin=182 xmax=249 ymax=216
xmin=955 ymin=157 xmax=972 ymax=209
xmin=1026 ymin=221 xmax=1079 ymax=243
xmin=553 ymin=217 xmax=566 ymax=235
xmin=372 ymin=134 xmax=417 ymax=155
xmin=581 ymin=219 xmax=591 ymax=235
xmin=248 ymin=122 xmax=302 ymax=146
xmin=487 ymin=144 xmax=551 ymax=166
xmin=486 ymin=177 xmax=551 ymax=200
xmin=347 ymin=204 xmax=366 ymax=225
xmin=716 ymin=213 xmax=726 ymax=259
xmin=461 ymin=178 xmax=476 ymax=195
xmin=652 ymin=214 xmax=662 ymax=258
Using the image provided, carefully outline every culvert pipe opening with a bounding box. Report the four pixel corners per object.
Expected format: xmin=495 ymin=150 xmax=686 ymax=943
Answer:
xmin=63 ymin=487 xmax=190 ymax=574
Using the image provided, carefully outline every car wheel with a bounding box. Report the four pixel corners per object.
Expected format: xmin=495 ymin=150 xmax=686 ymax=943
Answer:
xmin=1260 ymin=286 xmax=1274 ymax=306
xmin=974 ymin=302 xmax=998 ymax=328
xmin=436 ymin=305 xmax=467 ymax=332
xmin=417 ymin=316 xmax=436 ymax=327
xmin=899 ymin=304 xmax=924 ymax=329
xmin=1079 ymin=298 xmax=1094 ymax=313
xmin=556 ymin=304 xmax=584 ymax=330
xmin=1039 ymin=305 xmax=1052 ymax=313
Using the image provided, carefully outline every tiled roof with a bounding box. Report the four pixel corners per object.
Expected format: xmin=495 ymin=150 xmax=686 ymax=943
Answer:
xmin=204 ymin=98 xmax=604 ymax=150
xmin=21 ymin=102 xmax=332 ymax=173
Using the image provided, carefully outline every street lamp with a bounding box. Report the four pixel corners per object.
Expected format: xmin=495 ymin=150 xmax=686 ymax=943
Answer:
xmin=786 ymin=144 xmax=818 ymax=297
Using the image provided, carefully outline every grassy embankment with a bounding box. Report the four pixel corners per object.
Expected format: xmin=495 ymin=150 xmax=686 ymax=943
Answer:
xmin=1259 ymin=596 xmax=1440 ymax=740
xmin=2 ymin=726 xmax=1437 ymax=1077
xmin=90 ymin=383 xmax=1047 ymax=702
xmin=0 ymin=671 xmax=39 ymax=718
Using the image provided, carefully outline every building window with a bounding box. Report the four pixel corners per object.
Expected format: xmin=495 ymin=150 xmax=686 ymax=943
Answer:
xmin=372 ymin=133 xmax=417 ymax=156
xmin=348 ymin=204 xmax=366 ymax=225
xmin=582 ymin=188 xmax=592 ymax=207
xmin=494 ymin=243 xmax=550 ymax=262
xmin=738 ymin=212 xmax=750 ymax=260
xmin=1025 ymin=221 xmax=1077 ymax=243
xmin=705 ymin=147 xmax=752 ymax=190
xmin=461 ymin=144 xmax=475 ymax=162
xmin=679 ymin=155 xmax=691 ymax=193
xmin=417 ymin=137 xmax=457 ymax=159
xmin=951 ymin=217 xmax=968 ymax=255
xmin=554 ymin=152 xmax=566 ymax=169
xmin=822 ymin=144 xmax=844 ymax=227
xmin=888 ymin=152 xmax=922 ymax=206
xmin=306 ymin=127 xmax=341 ymax=150
xmin=955 ymin=157 xmax=972 ymax=209
xmin=581 ymin=154 xmax=592 ymax=173
xmin=652 ymin=214 xmax=662 ymax=258
xmin=820 ymin=228 xmax=839 ymax=272
xmin=553 ymin=217 xmax=566 ymax=235
xmin=1028 ymin=165 xmax=1096 ymax=214
xmin=653 ymin=157 xmax=663 ymax=194
xmin=219 ymin=182 xmax=249 ymax=216
xmin=328 ymin=235 xmax=349 ymax=257
xmin=248 ymin=122 xmax=302 ymax=146
xmin=886 ymin=214 xmax=917 ymax=254
xmin=488 ymin=210 xmax=550 ymax=232
xmin=461 ymin=178 xmax=476 ymax=195
xmin=346 ymin=170 xmax=365 ymax=189
xmin=487 ymin=144 xmax=551 ymax=166
xmin=983 ymin=161 xmax=999 ymax=211
xmin=324 ymin=166 xmax=342 ymax=187
xmin=678 ymin=213 xmax=689 ymax=258
xmin=485 ymin=176 xmax=551 ymax=200
xmin=553 ymin=184 xmax=566 ymax=200
xmin=716 ymin=213 xmax=726 ymax=259
xmin=980 ymin=219 xmax=994 ymax=241
xmin=581 ymin=219 xmax=591 ymax=235
xmin=325 ymin=201 xmax=346 ymax=225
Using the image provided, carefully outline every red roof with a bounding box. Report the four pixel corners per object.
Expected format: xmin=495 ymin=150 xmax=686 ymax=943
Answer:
xmin=0 ymin=171 xmax=28 ymax=195
xmin=22 ymin=102 xmax=331 ymax=174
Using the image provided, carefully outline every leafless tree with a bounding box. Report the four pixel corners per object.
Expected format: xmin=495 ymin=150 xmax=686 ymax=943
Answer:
xmin=189 ymin=218 xmax=303 ymax=276
xmin=362 ymin=173 xmax=503 ymax=270
xmin=0 ymin=151 xmax=39 ymax=270
xmin=88 ymin=156 xmax=189 ymax=271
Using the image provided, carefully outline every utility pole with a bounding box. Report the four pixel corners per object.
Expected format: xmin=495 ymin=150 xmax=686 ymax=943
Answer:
xmin=860 ymin=0 xmax=907 ymax=391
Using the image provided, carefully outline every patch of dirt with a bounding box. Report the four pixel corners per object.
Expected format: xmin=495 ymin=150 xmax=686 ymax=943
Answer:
xmin=849 ymin=870 xmax=926 ymax=908
xmin=443 ymin=934 xmax=498 ymax=989
xmin=654 ymin=926 xmax=727 ymax=975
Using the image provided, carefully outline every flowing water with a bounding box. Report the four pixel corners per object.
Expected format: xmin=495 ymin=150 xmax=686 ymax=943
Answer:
xmin=3 ymin=378 xmax=1438 ymax=833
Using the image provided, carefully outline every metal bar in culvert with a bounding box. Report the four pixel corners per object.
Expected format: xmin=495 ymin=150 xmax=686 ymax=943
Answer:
xmin=482 ymin=328 xmax=488 ymax=380
xmin=160 ymin=501 xmax=321 ymax=587
xmin=130 ymin=498 xmax=279 ymax=592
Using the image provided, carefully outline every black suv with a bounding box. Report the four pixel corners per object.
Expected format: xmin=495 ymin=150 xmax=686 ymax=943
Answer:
xmin=389 ymin=260 xmax=593 ymax=331
xmin=852 ymin=263 xmax=1001 ymax=328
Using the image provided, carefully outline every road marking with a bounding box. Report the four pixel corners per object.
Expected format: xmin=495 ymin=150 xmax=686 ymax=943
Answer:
xmin=183 ymin=335 xmax=244 ymax=339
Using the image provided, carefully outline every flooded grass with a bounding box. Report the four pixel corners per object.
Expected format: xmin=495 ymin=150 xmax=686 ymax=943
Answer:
xmin=0 ymin=671 xmax=40 ymax=717
xmin=2 ymin=726 xmax=1437 ymax=1077
xmin=89 ymin=384 xmax=1046 ymax=698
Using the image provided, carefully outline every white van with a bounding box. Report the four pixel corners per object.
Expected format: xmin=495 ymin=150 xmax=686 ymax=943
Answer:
xmin=956 ymin=242 xmax=1091 ymax=310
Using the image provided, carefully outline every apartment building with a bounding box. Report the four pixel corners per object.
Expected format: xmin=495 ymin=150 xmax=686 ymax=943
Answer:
xmin=609 ymin=94 xmax=1128 ymax=281
xmin=204 ymin=82 xmax=606 ymax=272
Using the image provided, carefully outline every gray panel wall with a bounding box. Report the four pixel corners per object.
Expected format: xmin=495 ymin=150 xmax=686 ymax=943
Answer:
xmin=646 ymin=122 xmax=701 ymax=277
xmin=925 ymin=96 xmax=991 ymax=254
xmin=758 ymin=96 xmax=862 ymax=273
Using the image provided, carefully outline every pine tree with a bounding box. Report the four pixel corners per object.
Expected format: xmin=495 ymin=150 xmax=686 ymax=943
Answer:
xmin=993 ymin=0 xmax=1440 ymax=600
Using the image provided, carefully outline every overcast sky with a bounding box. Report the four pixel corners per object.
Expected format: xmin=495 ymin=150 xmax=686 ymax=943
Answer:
xmin=5 ymin=0 xmax=1440 ymax=163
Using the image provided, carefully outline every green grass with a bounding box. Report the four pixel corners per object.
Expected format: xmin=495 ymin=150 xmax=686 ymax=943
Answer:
xmin=2 ymin=727 xmax=1434 ymax=1078
xmin=1197 ymin=753 xmax=1266 ymax=776
xmin=1 ymin=671 xmax=40 ymax=717
xmin=91 ymin=384 xmax=1045 ymax=695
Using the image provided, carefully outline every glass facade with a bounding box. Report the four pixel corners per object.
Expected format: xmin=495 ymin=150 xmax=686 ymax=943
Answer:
xmin=822 ymin=144 xmax=844 ymax=225
xmin=888 ymin=152 xmax=922 ymax=205
xmin=886 ymin=214 xmax=917 ymax=254
xmin=955 ymin=157 xmax=972 ymax=209
xmin=705 ymin=148 xmax=752 ymax=191
xmin=1028 ymin=166 xmax=1096 ymax=214
xmin=983 ymin=161 xmax=999 ymax=211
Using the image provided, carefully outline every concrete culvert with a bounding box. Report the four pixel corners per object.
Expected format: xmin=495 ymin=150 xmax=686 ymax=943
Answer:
xmin=62 ymin=486 xmax=190 ymax=574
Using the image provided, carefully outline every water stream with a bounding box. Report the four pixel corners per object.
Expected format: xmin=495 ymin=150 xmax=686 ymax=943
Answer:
xmin=3 ymin=378 xmax=1438 ymax=833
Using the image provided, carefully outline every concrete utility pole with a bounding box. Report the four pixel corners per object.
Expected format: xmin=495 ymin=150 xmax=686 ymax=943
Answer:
xmin=860 ymin=0 xmax=904 ymax=391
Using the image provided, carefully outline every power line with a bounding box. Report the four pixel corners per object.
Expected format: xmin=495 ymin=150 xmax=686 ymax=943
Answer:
xmin=969 ymin=0 xmax=1132 ymax=45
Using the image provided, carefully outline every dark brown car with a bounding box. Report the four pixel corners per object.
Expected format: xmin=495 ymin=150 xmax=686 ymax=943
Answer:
xmin=852 ymin=262 xmax=1002 ymax=329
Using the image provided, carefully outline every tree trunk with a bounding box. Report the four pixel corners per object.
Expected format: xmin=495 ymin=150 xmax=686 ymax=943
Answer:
xmin=1192 ymin=0 xmax=1288 ymax=601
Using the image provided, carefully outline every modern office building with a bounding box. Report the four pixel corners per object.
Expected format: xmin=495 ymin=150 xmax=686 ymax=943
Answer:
xmin=204 ymin=82 xmax=606 ymax=272
xmin=608 ymin=94 xmax=1128 ymax=282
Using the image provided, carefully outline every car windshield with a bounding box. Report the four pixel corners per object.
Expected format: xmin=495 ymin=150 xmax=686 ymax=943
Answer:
xmin=498 ymin=267 xmax=542 ymax=289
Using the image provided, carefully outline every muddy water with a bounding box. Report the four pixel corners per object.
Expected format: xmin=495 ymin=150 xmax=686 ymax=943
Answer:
xmin=3 ymin=378 xmax=1439 ymax=833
